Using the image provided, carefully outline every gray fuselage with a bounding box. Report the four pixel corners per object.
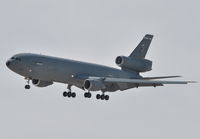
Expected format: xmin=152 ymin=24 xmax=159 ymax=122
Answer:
xmin=6 ymin=53 xmax=141 ymax=92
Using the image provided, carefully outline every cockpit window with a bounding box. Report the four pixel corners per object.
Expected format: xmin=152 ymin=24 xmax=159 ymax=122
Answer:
xmin=11 ymin=57 xmax=16 ymax=60
xmin=11 ymin=57 xmax=21 ymax=61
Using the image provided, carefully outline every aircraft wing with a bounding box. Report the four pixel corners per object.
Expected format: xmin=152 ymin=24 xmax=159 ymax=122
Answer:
xmin=85 ymin=76 xmax=195 ymax=85
xmin=103 ymin=77 xmax=194 ymax=84
xmin=72 ymin=75 xmax=196 ymax=91
xmin=73 ymin=75 xmax=195 ymax=91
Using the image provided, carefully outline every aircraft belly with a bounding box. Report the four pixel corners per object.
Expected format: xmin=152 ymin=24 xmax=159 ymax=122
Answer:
xmin=117 ymin=83 xmax=135 ymax=91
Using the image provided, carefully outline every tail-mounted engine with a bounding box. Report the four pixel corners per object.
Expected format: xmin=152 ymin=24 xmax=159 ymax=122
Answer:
xmin=115 ymin=56 xmax=152 ymax=72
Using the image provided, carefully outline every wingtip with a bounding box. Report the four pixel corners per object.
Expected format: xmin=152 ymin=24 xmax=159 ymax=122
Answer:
xmin=174 ymin=76 xmax=182 ymax=78
xmin=188 ymin=81 xmax=197 ymax=83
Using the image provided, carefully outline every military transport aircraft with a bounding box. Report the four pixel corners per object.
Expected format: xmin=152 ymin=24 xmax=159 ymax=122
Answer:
xmin=6 ymin=34 xmax=195 ymax=100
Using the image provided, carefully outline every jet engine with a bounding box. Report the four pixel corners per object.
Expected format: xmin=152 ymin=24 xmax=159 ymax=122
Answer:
xmin=115 ymin=56 xmax=152 ymax=72
xmin=84 ymin=79 xmax=106 ymax=91
xmin=32 ymin=79 xmax=53 ymax=87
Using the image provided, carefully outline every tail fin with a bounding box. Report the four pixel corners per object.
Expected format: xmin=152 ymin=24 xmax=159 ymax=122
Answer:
xmin=129 ymin=34 xmax=153 ymax=59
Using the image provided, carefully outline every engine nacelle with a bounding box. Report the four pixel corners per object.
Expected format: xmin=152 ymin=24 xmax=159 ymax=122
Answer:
xmin=115 ymin=56 xmax=152 ymax=72
xmin=84 ymin=79 xmax=106 ymax=91
xmin=32 ymin=79 xmax=53 ymax=87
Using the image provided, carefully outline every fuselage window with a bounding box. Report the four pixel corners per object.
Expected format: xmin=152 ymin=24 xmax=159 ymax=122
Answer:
xmin=35 ymin=62 xmax=43 ymax=66
xmin=16 ymin=57 xmax=21 ymax=61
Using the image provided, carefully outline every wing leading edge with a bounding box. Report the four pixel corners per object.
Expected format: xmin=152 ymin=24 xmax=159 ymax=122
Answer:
xmin=84 ymin=76 xmax=195 ymax=85
xmin=74 ymin=75 xmax=195 ymax=85
xmin=103 ymin=77 xmax=195 ymax=84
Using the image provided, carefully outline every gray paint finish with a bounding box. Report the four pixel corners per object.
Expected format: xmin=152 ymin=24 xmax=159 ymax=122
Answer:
xmin=7 ymin=53 xmax=140 ymax=92
xmin=0 ymin=0 xmax=199 ymax=139
xmin=6 ymin=35 xmax=192 ymax=93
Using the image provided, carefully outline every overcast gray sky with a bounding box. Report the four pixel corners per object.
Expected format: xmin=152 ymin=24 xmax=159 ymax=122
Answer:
xmin=0 ymin=0 xmax=200 ymax=139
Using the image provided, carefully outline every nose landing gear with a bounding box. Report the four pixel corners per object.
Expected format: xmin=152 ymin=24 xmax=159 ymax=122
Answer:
xmin=25 ymin=85 xmax=30 ymax=89
xmin=25 ymin=79 xmax=30 ymax=89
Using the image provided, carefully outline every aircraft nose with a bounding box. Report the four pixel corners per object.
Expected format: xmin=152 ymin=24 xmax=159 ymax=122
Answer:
xmin=6 ymin=60 xmax=11 ymax=67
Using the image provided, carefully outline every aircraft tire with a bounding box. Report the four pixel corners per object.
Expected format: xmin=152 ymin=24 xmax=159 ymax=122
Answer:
xmin=71 ymin=92 xmax=76 ymax=98
xmin=84 ymin=92 xmax=91 ymax=98
xmin=96 ymin=94 xmax=101 ymax=99
xmin=25 ymin=85 xmax=30 ymax=89
xmin=67 ymin=92 xmax=72 ymax=97
xmin=105 ymin=95 xmax=109 ymax=100
xmin=88 ymin=92 xmax=91 ymax=98
xmin=100 ymin=94 xmax=105 ymax=100
xmin=63 ymin=91 xmax=67 ymax=97
xmin=84 ymin=92 xmax=87 ymax=98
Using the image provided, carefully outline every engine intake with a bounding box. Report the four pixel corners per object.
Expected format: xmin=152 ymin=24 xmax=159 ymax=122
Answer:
xmin=32 ymin=79 xmax=53 ymax=87
xmin=115 ymin=56 xmax=152 ymax=72
xmin=84 ymin=79 xmax=106 ymax=91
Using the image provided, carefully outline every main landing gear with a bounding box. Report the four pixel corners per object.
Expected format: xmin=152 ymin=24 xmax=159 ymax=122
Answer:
xmin=62 ymin=85 xmax=110 ymax=100
xmin=63 ymin=91 xmax=76 ymax=98
xmin=84 ymin=92 xmax=92 ymax=98
xmin=63 ymin=85 xmax=76 ymax=98
xmin=25 ymin=79 xmax=30 ymax=89
xmin=96 ymin=93 xmax=109 ymax=101
xmin=84 ymin=92 xmax=109 ymax=100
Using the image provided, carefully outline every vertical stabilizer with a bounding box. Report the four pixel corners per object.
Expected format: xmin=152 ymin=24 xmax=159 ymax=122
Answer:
xmin=129 ymin=34 xmax=153 ymax=59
